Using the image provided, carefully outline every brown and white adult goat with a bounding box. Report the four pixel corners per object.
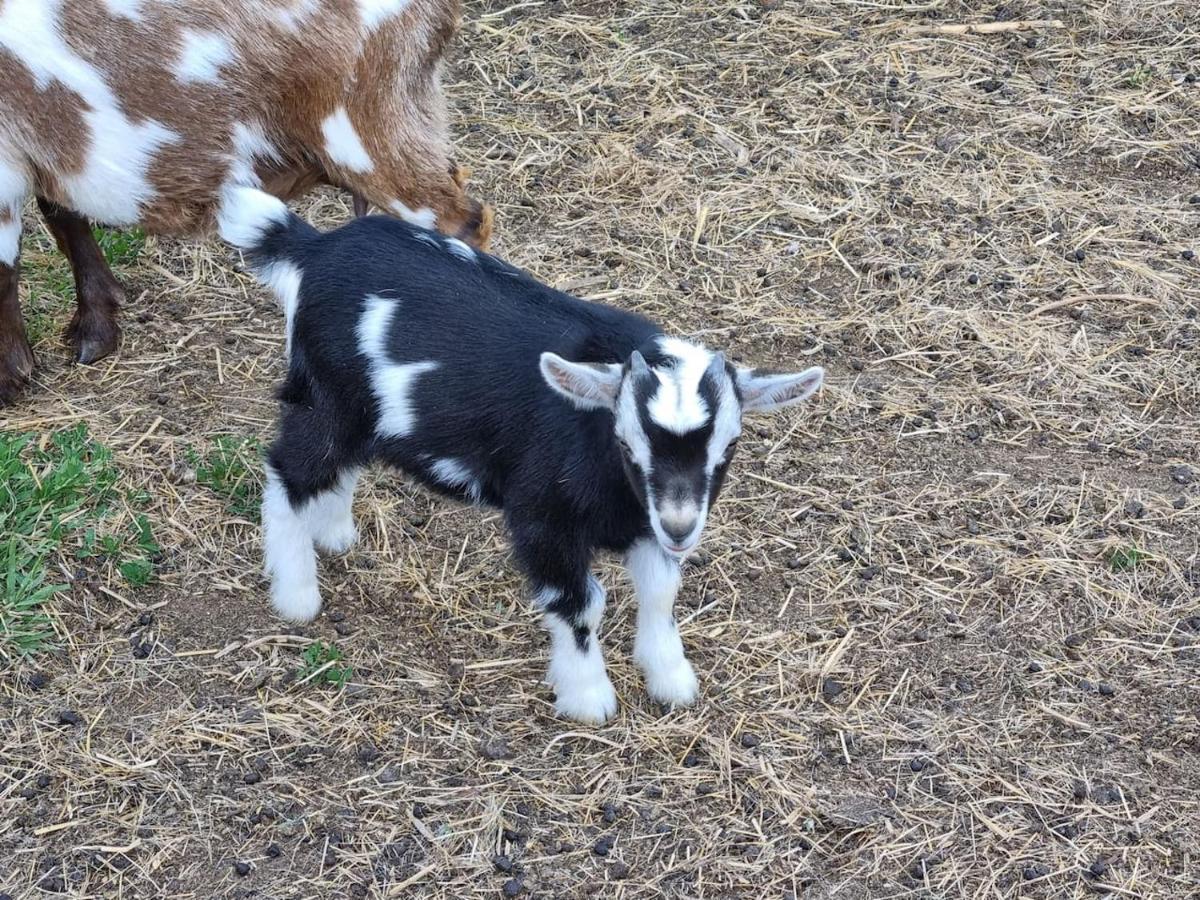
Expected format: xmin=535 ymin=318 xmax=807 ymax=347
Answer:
xmin=0 ymin=0 xmax=491 ymax=404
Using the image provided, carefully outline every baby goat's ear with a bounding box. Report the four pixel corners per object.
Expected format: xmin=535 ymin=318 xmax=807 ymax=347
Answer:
xmin=736 ymin=366 xmax=824 ymax=413
xmin=540 ymin=353 xmax=623 ymax=411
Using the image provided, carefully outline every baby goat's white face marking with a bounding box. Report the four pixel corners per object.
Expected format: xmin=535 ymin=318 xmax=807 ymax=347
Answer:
xmin=541 ymin=340 xmax=824 ymax=561
xmin=390 ymin=200 xmax=438 ymax=231
xmin=321 ymin=107 xmax=375 ymax=174
xmin=357 ymin=295 xmax=439 ymax=438
xmin=430 ymin=457 xmax=482 ymax=503
xmin=647 ymin=337 xmax=713 ymax=435
xmin=0 ymin=0 xmax=178 ymax=225
xmin=358 ymin=0 xmax=413 ymax=31
xmin=174 ymin=30 xmax=235 ymax=84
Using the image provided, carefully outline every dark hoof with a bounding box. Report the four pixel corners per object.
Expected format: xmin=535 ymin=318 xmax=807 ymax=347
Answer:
xmin=66 ymin=312 xmax=121 ymax=365
xmin=0 ymin=338 xmax=35 ymax=405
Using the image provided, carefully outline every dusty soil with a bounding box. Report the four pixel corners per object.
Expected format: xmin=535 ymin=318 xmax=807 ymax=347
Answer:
xmin=3 ymin=1 xmax=1199 ymax=898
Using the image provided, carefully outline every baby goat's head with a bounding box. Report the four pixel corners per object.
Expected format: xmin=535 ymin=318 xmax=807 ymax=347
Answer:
xmin=541 ymin=338 xmax=824 ymax=559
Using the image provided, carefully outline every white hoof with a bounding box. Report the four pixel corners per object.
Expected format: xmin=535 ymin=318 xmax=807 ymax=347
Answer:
xmin=271 ymin=578 xmax=323 ymax=623
xmin=314 ymin=520 xmax=358 ymax=555
xmin=554 ymin=678 xmax=618 ymax=725
xmin=642 ymin=657 xmax=699 ymax=707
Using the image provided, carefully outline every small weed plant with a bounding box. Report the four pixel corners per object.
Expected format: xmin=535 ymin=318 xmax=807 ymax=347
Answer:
xmin=187 ymin=435 xmax=263 ymax=520
xmin=1 ymin=425 xmax=159 ymax=654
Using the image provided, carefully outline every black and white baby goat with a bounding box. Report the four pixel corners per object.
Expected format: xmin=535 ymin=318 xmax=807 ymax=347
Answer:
xmin=218 ymin=186 xmax=824 ymax=724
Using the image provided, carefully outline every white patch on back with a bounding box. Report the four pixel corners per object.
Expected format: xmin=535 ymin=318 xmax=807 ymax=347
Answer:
xmin=101 ymin=0 xmax=143 ymax=21
xmin=358 ymin=0 xmax=413 ymax=31
xmin=174 ymin=30 xmax=235 ymax=84
xmin=260 ymin=261 xmax=303 ymax=357
xmin=412 ymin=231 xmax=440 ymax=248
xmin=389 ymin=200 xmax=437 ymax=230
xmin=647 ymin=337 xmax=713 ymax=435
xmin=445 ymin=238 xmax=476 ymax=262
xmin=275 ymin=0 xmax=321 ymax=31
xmin=0 ymin=0 xmax=179 ymax=225
xmin=430 ymin=457 xmax=482 ymax=502
xmin=321 ymin=107 xmax=374 ymax=174
xmin=357 ymin=295 xmax=438 ymax=438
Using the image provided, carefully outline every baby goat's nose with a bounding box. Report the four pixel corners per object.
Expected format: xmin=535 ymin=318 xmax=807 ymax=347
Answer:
xmin=660 ymin=510 xmax=698 ymax=545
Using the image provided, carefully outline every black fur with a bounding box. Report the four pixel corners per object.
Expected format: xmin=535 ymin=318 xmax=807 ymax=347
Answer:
xmin=254 ymin=213 xmax=664 ymax=631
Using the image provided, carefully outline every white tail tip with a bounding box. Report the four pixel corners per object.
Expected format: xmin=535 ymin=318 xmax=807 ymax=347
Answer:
xmin=217 ymin=185 xmax=290 ymax=250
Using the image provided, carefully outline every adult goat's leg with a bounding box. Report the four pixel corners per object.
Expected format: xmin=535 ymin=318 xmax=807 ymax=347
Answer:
xmin=36 ymin=198 xmax=124 ymax=365
xmin=0 ymin=181 xmax=32 ymax=404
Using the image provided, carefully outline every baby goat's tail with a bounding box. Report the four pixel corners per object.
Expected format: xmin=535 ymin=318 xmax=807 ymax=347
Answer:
xmin=217 ymin=186 xmax=317 ymax=328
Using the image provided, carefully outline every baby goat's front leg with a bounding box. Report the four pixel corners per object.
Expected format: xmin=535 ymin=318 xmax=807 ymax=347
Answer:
xmin=626 ymin=539 xmax=699 ymax=707
xmin=532 ymin=572 xmax=617 ymax=725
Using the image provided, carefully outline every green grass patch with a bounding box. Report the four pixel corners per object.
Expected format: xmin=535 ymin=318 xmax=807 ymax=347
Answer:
xmin=0 ymin=425 xmax=159 ymax=654
xmin=186 ymin=435 xmax=263 ymax=520
xmin=1123 ymin=65 xmax=1152 ymax=88
xmin=298 ymin=641 xmax=353 ymax=688
xmin=93 ymin=226 xmax=146 ymax=268
xmin=21 ymin=257 xmax=76 ymax=346
xmin=1106 ymin=545 xmax=1150 ymax=572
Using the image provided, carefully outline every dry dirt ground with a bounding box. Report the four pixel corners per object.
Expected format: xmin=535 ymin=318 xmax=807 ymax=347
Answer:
xmin=3 ymin=1 xmax=1200 ymax=898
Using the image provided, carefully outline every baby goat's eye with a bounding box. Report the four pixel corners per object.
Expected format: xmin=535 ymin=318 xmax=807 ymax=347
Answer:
xmin=722 ymin=439 xmax=739 ymax=462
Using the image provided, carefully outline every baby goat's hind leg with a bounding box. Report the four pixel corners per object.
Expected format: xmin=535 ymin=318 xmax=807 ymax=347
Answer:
xmin=262 ymin=414 xmax=358 ymax=622
xmin=306 ymin=468 xmax=361 ymax=555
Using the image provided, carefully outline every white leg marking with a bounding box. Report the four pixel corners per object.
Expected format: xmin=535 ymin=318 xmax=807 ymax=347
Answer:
xmin=626 ymin=539 xmax=698 ymax=706
xmin=307 ymin=469 xmax=361 ymax=555
xmin=0 ymin=162 xmax=27 ymax=266
xmin=0 ymin=215 xmax=20 ymax=267
xmin=321 ymin=107 xmax=375 ymax=174
xmin=389 ymin=200 xmax=437 ymax=231
xmin=174 ymin=30 xmax=235 ymax=84
xmin=0 ymin=0 xmax=178 ymax=224
xmin=357 ymin=295 xmax=438 ymax=438
xmin=539 ymin=578 xmax=618 ymax=724
xmin=262 ymin=466 xmax=322 ymax=622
